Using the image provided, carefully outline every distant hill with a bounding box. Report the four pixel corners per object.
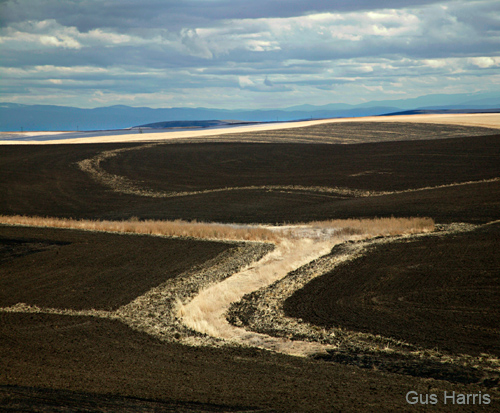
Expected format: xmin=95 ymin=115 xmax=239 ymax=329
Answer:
xmin=1 ymin=91 xmax=498 ymax=131
xmin=383 ymin=108 xmax=500 ymax=116
xmin=133 ymin=120 xmax=257 ymax=129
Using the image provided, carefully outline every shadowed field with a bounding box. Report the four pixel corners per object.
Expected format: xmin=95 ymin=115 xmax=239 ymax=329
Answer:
xmin=1 ymin=312 xmax=494 ymax=412
xmin=0 ymin=226 xmax=233 ymax=311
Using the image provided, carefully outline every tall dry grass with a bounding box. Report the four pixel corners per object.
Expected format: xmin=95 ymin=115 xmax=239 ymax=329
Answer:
xmin=0 ymin=215 xmax=434 ymax=243
xmin=309 ymin=216 xmax=435 ymax=236
xmin=0 ymin=215 xmax=278 ymax=242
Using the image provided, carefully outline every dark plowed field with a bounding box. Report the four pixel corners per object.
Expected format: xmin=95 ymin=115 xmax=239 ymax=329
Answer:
xmin=1 ymin=132 xmax=500 ymax=224
xmin=0 ymin=226 xmax=232 ymax=311
xmin=285 ymin=222 xmax=500 ymax=357
xmin=102 ymin=136 xmax=500 ymax=192
xmin=1 ymin=312 xmax=495 ymax=412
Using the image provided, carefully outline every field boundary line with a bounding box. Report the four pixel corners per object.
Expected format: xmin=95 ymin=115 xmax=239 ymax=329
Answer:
xmin=77 ymin=144 xmax=500 ymax=199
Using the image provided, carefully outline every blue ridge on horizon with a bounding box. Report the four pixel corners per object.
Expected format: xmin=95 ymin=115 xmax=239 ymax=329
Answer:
xmin=1 ymin=91 xmax=498 ymax=132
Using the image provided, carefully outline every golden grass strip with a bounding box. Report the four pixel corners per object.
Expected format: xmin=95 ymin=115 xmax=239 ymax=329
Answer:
xmin=307 ymin=216 xmax=435 ymax=236
xmin=0 ymin=215 xmax=278 ymax=242
xmin=0 ymin=215 xmax=434 ymax=242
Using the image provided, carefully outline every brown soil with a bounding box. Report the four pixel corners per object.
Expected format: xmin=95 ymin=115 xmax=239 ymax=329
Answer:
xmin=101 ymin=136 xmax=500 ymax=193
xmin=1 ymin=312 xmax=497 ymax=412
xmin=1 ymin=132 xmax=499 ymax=224
xmin=284 ymin=222 xmax=500 ymax=358
xmin=0 ymin=225 xmax=233 ymax=311
xmin=0 ymin=385 xmax=255 ymax=413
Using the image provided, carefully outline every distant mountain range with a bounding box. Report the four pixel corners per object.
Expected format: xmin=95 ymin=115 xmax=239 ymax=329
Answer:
xmin=0 ymin=91 xmax=498 ymax=131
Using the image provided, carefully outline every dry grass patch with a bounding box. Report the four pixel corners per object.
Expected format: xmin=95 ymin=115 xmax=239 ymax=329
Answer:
xmin=312 ymin=216 xmax=435 ymax=236
xmin=276 ymin=217 xmax=435 ymax=239
xmin=0 ymin=215 xmax=278 ymax=242
xmin=0 ymin=215 xmax=434 ymax=243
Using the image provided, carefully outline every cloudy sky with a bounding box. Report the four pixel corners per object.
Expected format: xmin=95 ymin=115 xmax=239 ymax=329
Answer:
xmin=1 ymin=0 xmax=499 ymax=108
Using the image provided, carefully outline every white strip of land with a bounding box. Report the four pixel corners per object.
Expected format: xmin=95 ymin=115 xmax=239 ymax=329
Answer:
xmin=177 ymin=232 xmax=339 ymax=355
xmin=1 ymin=113 xmax=499 ymax=145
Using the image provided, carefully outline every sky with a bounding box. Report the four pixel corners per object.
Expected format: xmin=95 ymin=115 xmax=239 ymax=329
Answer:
xmin=0 ymin=0 xmax=499 ymax=109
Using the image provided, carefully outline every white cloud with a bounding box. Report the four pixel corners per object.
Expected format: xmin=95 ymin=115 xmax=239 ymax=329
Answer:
xmin=238 ymin=76 xmax=254 ymax=88
xmin=180 ymin=28 xmax=214 ymax=59
xmin=0 ymin=19 xmax=152 ymax=51
xmin=85 ymin=29 xmax=134 ymax=45
xmin=246 ymin=39 xmax=281 ymax=52
xmin=38 ymin=34 xmax=81 ymax=49
xmin=423 ymin=59 xmax=448 ymax=69
xmin=469 ymin=57 xmax=500 ymax=69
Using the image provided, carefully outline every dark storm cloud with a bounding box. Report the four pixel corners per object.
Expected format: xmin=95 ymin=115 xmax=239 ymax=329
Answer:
xmin=2 ymin=1 xmax=498 ymax=64
xmin=0 ymin=0 xmax=453 ymax=31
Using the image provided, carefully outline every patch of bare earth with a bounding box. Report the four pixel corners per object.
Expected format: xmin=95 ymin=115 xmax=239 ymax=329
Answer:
xmin=0 ymin=225 xmax=244 ymax=310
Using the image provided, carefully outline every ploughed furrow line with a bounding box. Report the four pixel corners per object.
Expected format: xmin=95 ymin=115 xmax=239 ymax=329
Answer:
xmin=78 ymin=144 xmax=500 ymax=200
